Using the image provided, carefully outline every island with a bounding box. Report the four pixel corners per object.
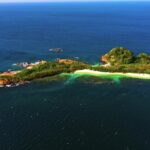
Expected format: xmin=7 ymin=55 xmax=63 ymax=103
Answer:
xmin=0 ymin=47 xmax=150 ymax=87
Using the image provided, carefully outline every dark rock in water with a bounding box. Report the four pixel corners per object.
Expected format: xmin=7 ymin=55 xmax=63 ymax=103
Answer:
xmin=49 ymin=48 xmax=63 ymax=53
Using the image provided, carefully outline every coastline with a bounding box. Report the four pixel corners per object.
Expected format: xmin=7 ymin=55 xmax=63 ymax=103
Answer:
xmin=1 ymin=55 xmax=150 ymax=88
xmin=74 ymin=69 xmax=150 ymax=80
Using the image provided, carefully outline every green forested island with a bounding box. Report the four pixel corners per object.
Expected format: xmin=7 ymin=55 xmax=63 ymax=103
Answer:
xmin=0 ymin=47 xmax=150 ymax=87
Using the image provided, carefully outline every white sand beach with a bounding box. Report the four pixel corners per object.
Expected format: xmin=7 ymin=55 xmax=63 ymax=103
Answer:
xmin=74 ymin=69 xmax=150 ymax=80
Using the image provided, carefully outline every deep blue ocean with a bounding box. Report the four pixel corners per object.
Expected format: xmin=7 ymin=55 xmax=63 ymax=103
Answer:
xmin=0 ymin=2 xmax=150 ymax=150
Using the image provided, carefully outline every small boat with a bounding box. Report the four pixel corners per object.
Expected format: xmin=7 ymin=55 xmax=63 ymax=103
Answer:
xmin=49 ymin=48 xmax=63 ymax=53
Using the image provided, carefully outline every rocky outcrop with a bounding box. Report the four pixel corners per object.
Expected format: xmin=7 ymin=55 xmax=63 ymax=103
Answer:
xmin=56 ymin=59 xmax=78 ymax=65
xmin=0 ymin=79 xmax=11 ymax=87
xmin=49 ymin=48 xmax=63 ymax=53
xmin=100 ymin=55 xmax=108 ymax=64
xmin=0 ymin=72 xmax=16 ymax=77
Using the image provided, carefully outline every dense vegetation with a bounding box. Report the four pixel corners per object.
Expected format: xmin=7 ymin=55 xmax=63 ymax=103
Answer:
xmin=103 ymin=47 xmax=134 ymax=65
xmin=92 ymin=64 xmax=150 ymax=74
xmin=102 ymin=47 xmax=150 ymax=65
xmin=0 ymin=61 xmax=90 ymax=84
xmin=136 ymin=53 xmax=150 ymax=64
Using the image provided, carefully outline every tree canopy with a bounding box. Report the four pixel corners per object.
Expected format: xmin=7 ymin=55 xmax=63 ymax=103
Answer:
xmin=103 ymin=47 xmax=134 ymax=65
xmin=136 ymin=53 xmax=150 ymax=64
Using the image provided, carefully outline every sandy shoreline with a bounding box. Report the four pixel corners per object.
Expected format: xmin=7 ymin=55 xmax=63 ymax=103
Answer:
xmin=74 ymin=69 xmax=150 ymax=80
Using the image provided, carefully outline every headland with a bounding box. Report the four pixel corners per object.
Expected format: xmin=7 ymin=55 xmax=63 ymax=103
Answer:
xmin=1 ymin=47 xmax=150 ymax=87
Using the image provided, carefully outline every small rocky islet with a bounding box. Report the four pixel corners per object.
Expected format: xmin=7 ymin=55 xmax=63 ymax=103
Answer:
xmin=0 ymin=47 xmax=150 ymax=87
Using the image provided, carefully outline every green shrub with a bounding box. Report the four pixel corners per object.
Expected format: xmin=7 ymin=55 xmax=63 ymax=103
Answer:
xmin=136 ymin=53 xmax=150 ymax=64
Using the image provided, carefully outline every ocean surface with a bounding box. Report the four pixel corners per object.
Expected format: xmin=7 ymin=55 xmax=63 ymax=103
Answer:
xmin=0 ymin=2 xmax=150 ymax=150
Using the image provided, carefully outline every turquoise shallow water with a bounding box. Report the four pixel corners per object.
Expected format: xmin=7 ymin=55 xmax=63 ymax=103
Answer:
xmin=0 ymin=2 xmax=150 ymax=150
